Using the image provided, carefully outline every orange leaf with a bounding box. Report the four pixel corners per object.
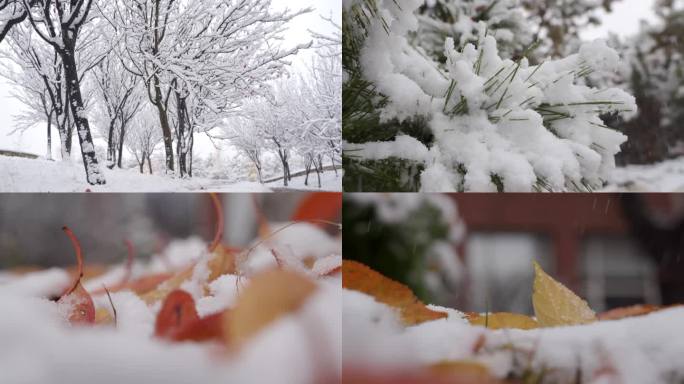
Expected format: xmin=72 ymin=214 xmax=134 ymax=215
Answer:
xmin=208 ymin=193 xmax=224 ymax=252
xmin=167 ymin=312 xmax=226 ymax=343
xmin=342 ymin=260 xmax=447 ymax=326
xmin=466 ymin=312 xmax=539 ymax=330
xmin=429 ymin=360 xmax=493 ymax=381
xmin=58 ymin=226 xmax=95 ymax=325
xmin=291 ymin=193 xmax=342 ymax=226
xmin=155 ymin=290 xmax=199 ymax=339
xmin=227 ymin=269 xmax=317 ymax=346
xmin=58 ymin=283 xmax=95 ymax=325
xmin=598 ymin=304 xmax=662 ymax=321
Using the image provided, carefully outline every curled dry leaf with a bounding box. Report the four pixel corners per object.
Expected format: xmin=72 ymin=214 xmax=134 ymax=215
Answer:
xmin=466 ymin=312 xmax=538 ymax=330
xmin=226 ymin=269 xmax=317 ymax=347
xmin=532 ymin=261 xmax=596 ymax=327
xmin=154 ymin=289 xmax=226 ymax=342
xmin=155 ymin=289 xmax=200 ymax=338
xmin=291 ymin=192 xmax=342 ymax=227
xmin=342 ymin=260 xmax=447 ymax=326
xmin=57 ymin=226 xmax=95 ymax=325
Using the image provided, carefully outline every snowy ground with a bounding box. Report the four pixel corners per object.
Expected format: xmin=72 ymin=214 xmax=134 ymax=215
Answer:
xmin=604 ymin=157 xmax=684 ymax=192
xmin=265 ymin=170 xmax=342 ymax=191
xmin=0 ymin=156 xmax=341 ymax=192
xmin=344 ymin=288 xmax=684 ymax=383
xmin=0 ymin=224 xmax=342 ymax=384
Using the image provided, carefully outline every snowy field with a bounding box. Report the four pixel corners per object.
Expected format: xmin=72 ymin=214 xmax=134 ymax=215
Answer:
xmin=603 ymin=157 xmax=684 ymax=192
xmin=0 ymin=156 xmax=341 ymax=192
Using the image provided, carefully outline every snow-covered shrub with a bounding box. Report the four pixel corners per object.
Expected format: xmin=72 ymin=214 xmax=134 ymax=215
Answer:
xmin=343 ymin=193 xmax=465 ymax=304
xmin=343 ymin=0 xmax=637 ymax=192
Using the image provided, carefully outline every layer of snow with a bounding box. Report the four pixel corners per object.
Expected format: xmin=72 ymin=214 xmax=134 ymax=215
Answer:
xmin=0 ymin=157 xmax=341 ymax=192
xmin=0 ymin=229 xmax=342 ymax=384
xmin=265 ymin=170 xmax=342 ymax=191
xmin=343 ymin=288 xmax=684 ymax=383
xmin=603 ymin=157 xmax=684 ymax=192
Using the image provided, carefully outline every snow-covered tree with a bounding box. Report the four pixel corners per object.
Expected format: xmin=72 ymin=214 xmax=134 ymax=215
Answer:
xmin=343 ymin=0 xmax=637 ymax=192
xmin=126 ymin=106 xmax=162 ymax=174
xmin=521 ymin=0 xmax=621 ymax=57
xmin=112 ymin=0 xmax=311 ymax=176
xmin=0 ymin=0 xmax=107 ymax=184
xmin=223 ymin=113 xmax=266 ymax=183
xmin=613 ymin=0 xmax=684 ymax=164
xmin=93 ymin=56 xmax=141 ymax=169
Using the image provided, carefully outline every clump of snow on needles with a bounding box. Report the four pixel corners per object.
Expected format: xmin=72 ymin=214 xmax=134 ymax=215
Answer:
xmin=347 ymin=0 xmax=637 ymax=192
xmin=343 ymin=288 xmax=684 ymax=383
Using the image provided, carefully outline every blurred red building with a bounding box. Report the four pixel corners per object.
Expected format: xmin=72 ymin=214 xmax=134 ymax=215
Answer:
xmin=452 ymin=194 xmax=678 ymax=312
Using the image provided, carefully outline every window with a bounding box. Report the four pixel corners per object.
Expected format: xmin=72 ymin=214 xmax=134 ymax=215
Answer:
xmin=466 ymin=232 xmax=553 ymax=314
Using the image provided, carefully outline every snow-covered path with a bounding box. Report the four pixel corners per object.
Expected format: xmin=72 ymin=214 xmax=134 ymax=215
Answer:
xmin=0 ymin=156 xmax=341 ymax=192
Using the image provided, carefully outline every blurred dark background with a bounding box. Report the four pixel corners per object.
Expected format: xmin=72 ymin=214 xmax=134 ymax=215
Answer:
xmin=344 ymin=194 xmax=684 ymax=314
xmin=0 ymin=193 xmax=307 ymax=269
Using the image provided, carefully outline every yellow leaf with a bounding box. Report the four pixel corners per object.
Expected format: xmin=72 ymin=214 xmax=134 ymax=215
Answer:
xmin=342 ymin=260 xmax=447 ymax=326
xmin=429 ymin=360 xmax=492 ymax=381
xmin=532 ymin=261 xmax=596 ymax=327
xmin=94 ymin=307 xmax=113 ymax=325
xmin=227 ymin=269 xmax=317 ymax=347
xmin=467 ymin=312 xmax=538 ymax=330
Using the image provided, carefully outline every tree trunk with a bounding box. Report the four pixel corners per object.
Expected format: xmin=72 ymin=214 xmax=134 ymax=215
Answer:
xmin=147 ymin=152 xmax=153 ymax=174
xmin=187 ymin=133 xmax=193 ymax=177
xmin=139 ymin=152 xmax=145 ymax=174
xmin=117 ymin=118 xmax=126 ymax=168
xmin=153 ymin=74 xmax=174 ymax=173
xmin=304 ymin=154 xmax=313 ymax=186
xmin=61 ymin=50 xmax=105 ymax=185
xmin=46 ymin=109 xmax=53 ymax=160
xmin=316 ymin=154 xmax=323 ymax=188
xmin=330 ymin=152 xmax=337 ymax=176
xmin=106 ymin=118 xmax=117 ymax=169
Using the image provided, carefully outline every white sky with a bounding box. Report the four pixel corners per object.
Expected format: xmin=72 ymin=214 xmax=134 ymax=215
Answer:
xmin=580 ymin=0 xmax=658 ymax=41
xmin=0 ymin=0 xmax=341 ymax=160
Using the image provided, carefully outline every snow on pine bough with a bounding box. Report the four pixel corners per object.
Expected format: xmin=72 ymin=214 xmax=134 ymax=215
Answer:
xmin=0 ymin=193 xmax=342 ymax=384
xmin=342 ymin=0 xmax=637 ymax=192
xmin=342 ymin=260 xmax=684 ymax=384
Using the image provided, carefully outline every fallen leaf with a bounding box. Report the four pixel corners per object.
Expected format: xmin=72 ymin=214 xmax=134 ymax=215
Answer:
xmin=291 ymin=193 xmax=342 ymax=226
xmin=429 ymin=360 xmax=493 ymax=381
xmin=206 ymin=245 xmax=237 ymax=284
xmin=58 ymin=283 xmax=95 ymax=325
xmin=227 ymin=269 xmax=317 ymax=346
xmin=342 ymin=260 xmax=447 ymax=326
xmin=141 ymin=265 xmax=195 ymax=304
xmin=57 ymin=226 xmax=95 ymax=325
xmin=155 ymin=290 xmax=199 ymax=338
xmin=598 ymin=304 xmax=661 ymax=321
xmin=168 ymin=312 xmax=226 ymax=343
xmin=95 ymin=307 xmax=113 ymax=325
xmin=532 ymin=261 xmax=596 ymax=327
xmin=208 ymin=193 xmax=224 ymax=252
xmin=467 ymin=312 xmax=538 ymax=330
